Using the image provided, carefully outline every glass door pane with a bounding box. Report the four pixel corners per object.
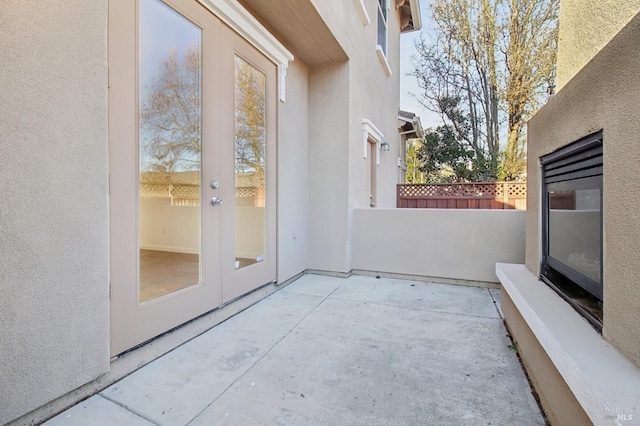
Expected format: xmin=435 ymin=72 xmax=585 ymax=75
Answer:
xmin=138 ymin=0 xmax=202 ymax=301
xmin=234 ymin=56 xmax=266 ymax=270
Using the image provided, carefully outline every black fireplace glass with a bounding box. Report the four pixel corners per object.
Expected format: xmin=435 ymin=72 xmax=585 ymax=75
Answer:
xmin=541 ymin=131 xmax=603 ymax=304
xmin=548 ymin=181 xmax=602 ymax=286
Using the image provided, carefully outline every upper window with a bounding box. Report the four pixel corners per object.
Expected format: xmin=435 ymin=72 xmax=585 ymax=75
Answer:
xmin=377 ymin=0 xmax=388 ymax=55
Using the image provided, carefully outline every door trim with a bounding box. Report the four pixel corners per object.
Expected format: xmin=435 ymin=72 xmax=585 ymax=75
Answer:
xmin=109 ymin=0 xmax=286 ymax=356
xmin=196 ymin=0 xmax=293 ymax=102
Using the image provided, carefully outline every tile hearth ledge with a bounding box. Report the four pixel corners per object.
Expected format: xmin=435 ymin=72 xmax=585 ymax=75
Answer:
xmin=496 ymin=263 xmax=640 ymax=425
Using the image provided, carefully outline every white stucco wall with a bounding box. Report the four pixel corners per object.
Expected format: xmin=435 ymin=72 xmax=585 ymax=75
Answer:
xmin=352 ymin=209 xmax=525 ymax=283
xmin=0 ymin=1 xmax=110 ymax=424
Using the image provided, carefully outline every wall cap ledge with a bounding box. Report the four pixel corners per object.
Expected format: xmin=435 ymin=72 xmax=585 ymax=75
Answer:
xmin=496 ymin=263 xmax=640 ymax=425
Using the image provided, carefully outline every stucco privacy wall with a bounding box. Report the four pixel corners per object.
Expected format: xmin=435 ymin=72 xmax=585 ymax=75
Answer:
xmin=527 ymin=11 xmax=640 ymax=367
xmin=0 ymin=1 xmax=110 ymax=424
xmin=556 ymin=0 xmax=640 ymax=90
xmin=353 ymin=209 xmax=525 ymax=283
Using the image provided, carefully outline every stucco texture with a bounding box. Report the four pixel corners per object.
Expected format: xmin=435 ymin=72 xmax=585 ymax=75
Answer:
xmin=308 ymin=62 xmax=352 ymax=273
xmin=556 ymin=0 xmax=640 ymax=90
xmin=0 ymin=1 xmax=110 ymax=423
xmin=278 ymin=59 xmax=311 ymax=281
xmin=527 ymin=11 xmax=640 ymax=367
xmin=353 ymin=209 xmax=525 ymax=283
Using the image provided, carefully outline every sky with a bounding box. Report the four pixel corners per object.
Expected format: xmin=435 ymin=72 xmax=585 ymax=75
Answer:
xmin=399 ymin=1 xmax=440 ymax=129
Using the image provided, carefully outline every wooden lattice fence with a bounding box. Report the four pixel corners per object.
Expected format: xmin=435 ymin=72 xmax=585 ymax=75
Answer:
xmin=139 ymin=183 xmax=264 ymax=207
xmin=397 ymin=182 xmax=527 ymax=210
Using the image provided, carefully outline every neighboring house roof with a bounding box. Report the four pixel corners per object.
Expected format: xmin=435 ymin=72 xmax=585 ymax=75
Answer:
xmin=398 ymin=109 xmax=424 ymax=139
xmin=398 ymin=0 xmax=422 ymax=33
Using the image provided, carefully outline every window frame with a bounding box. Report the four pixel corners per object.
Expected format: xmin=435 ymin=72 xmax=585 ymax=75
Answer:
xmin=375 ymin=0 xmax=392 ymax=76
xmin=377 ymin=0 xmax=388 ymax=56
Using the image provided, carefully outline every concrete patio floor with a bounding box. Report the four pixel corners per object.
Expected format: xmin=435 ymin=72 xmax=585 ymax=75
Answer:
xmin=45 ymin=274 xmax=544 ymax=425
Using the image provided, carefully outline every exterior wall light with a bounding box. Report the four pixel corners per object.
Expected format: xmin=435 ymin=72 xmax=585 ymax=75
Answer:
xmin=381 ymin=141 xmax=391 ymax=151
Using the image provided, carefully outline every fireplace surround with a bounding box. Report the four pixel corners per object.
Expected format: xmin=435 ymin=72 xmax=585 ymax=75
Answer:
xmin=496 ymin=9 xmax=640 ymax=424
xmin=540 ymin=131 xmax=603 ymax=329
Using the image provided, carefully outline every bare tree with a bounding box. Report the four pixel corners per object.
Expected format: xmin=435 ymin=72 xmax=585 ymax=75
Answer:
xmin=234 ymin=57 xmax=266 ymax=186
xmin=502 ymin=0 xmax=558 ymax=180
xmin=140 ymin=49 xmax=268 ymax=190
xmin=140 ymin=47 xmax=201 ymax=175
xmin=412 ymin=0 xmax=558 ymax=181
xmin=413 ymin=0 xmax=503 ymax=178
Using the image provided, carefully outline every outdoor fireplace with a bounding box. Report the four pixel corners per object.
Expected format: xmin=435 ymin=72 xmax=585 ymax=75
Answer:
xmin=540 ymin=131 xmax=603 ymax=329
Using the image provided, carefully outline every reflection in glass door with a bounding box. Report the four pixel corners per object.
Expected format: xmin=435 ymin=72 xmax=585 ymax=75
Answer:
xmin=110 ymin=0 xmax=278 ymax=355
xmin=138 ymin=0 xmax=202 ymax=302
xmin=234 ymin=56 xmax=266 ymax=270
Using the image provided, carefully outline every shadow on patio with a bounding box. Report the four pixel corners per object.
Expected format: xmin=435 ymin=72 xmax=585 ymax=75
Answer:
xmin=46 ymin=274 xmax=544 ymax=425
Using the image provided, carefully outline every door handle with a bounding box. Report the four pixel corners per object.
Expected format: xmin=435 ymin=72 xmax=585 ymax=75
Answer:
xmin=211 ymin=197 xmax=223 ymax=206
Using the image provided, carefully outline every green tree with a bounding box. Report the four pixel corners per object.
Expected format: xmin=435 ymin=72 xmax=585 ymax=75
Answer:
xmin=405 ymin=138 xmax=427 ymax=183
xmin=417 ymin=125 xmax=493 ymax=182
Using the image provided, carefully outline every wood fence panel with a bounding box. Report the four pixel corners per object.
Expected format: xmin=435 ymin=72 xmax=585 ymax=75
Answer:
xmin=397 ymin=182 xmax=527 ymax=210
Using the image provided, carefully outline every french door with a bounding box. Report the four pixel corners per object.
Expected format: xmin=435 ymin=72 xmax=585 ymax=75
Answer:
xmin=109 ymin=0 xmax=277 ymax=355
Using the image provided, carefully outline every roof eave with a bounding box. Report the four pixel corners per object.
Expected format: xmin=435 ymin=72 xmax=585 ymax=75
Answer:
xmin=400 ymin=0 xmax=422 ymax=33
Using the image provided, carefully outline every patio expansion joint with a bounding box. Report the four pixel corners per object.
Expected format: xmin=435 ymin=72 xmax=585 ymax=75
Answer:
xmin=487 ymin=288 xmax=504 ymax=319
xmin=96 ymin=393 xmax=161 ymax=426
xmin=184 ymin=285 xmax=343 ymax=425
